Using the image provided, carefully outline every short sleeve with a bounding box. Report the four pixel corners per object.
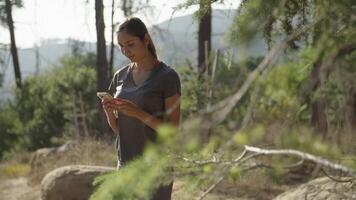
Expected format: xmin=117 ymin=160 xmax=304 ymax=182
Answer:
xmin=107 ymin=73 xmax=117 ymax=96
xmin=163 ymin=69 xmax=181 ymax=98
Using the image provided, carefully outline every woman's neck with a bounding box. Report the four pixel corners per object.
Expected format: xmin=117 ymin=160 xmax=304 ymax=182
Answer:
xmin=134 ymin=54 xmax=159 ymax=71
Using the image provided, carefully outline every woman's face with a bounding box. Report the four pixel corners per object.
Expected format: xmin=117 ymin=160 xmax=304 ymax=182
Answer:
xmin=117 ymin=31 xmax=149 ymax=62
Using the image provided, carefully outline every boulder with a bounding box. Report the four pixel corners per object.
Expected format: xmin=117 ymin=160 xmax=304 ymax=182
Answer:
xmin=30 ymin=141 xmax=79 ymax=169
xmin=41 ymin=165 xmax=115 ymax=200
xmin=56 ymin=141 xmax=78 ymax=154
xmin=274 ymin=176 xmax=356 ymax=200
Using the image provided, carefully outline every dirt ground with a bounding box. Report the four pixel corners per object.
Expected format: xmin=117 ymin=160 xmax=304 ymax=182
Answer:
xmin=0 ymin=177 xmax=284 ymax=200
xmin=0 ymin=177 xmax=40 ymax=200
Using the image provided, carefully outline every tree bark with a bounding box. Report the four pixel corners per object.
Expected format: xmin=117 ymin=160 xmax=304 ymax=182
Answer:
xmin=352 ymin=92 xmax=356 ymax=129
xmin=197 ymin=0 xmax=212 ymax=143
xmin=121 ymin=0 xmax=133 ymax=17
xmin=95 ymin=0 xmax=109 ymax=136
xmin=198 ymin=0 xmax=212 ymax=74
xmin=308 ymin=44 xmax=356 ymax=136
xmin=5 ymin=0 xmax=22 ymax=89
xmin=309 ymin=61 xmax=328 ymax=135
xmin=109 ymin=0 xmax=115 ymax=80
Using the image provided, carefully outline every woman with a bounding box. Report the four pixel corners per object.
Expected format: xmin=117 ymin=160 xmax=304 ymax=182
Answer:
xmin=102 ymin=17 xmax=181 ymax=200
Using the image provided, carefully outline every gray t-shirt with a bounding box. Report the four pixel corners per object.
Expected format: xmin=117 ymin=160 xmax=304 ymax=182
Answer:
xmin=108 ymin=61 xmax=181 ymax=165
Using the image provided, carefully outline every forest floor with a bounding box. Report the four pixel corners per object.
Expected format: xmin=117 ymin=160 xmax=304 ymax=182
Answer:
xmin=0 ymin=137 xmax=295 ymax=200
xmin=0 ymin=174 xmax=290 ymax=200
xmin=0 ymin=177 xmax=40 ymax=200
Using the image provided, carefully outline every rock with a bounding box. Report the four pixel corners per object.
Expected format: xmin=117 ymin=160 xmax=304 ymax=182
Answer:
xmin=30 ymin=141 xmax=79 ymax=170
xmin=30 ymin=148 xmax=57 ymax=165
xmin=274 ymin=177 xmax=356 ymax=200
xmin=56 ymin=141 xmax=78 ymax=154
xmin=41 ymin=165 xmax=115 ymax=200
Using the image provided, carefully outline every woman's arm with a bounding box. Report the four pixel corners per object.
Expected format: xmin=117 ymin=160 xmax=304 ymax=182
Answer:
xmin=137 ymin=93 xmax=180 ymax=130
xmin=110 ymin=94 xmax=180 ymax=131
xmin=105 ymin=111 xmax=119 ymax=134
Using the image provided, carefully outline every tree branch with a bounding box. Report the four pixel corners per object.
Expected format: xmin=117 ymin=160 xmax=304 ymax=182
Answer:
xmin=244 ymin=145 xmax=356 ymax=177
xmin=182 ymin=142 xmax=356 ymax=200
xmin=195 ymin=176 xmax=224 ymax=200
xmin=201 ymin=19 xmax=320 ymax=129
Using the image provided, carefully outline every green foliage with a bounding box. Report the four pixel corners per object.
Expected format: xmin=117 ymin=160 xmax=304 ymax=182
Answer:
xmin=228 ymin=166 xmax=242 ymax=183
xmin=0 ymin=1 xmax=353 ymax=198
xmin=0 ymin=104 xmax=20 ymax=159
xmin=175 ymin=0 xmax=212 ymax=21
xmin=0 ymin=163 xmax=30 ymax=178
xmin=0 ymin=164 xmax=31 ymax=178
xmin=156 ymin=124 xmax=177 ymax=142
xmin=233 ymin=124 xmax=265 ymax=145
xmin=11 ymin=53 xmax=98 ymax=150
xmin=92 ymin=1 xmax=355 ymax=197
xmin=276 ymin=126 xmax=342 ymax=159
xmin=229 ymin=0 xmax=283 ymax=47
xmin=252 ymin=49 xmax=314 ymax=122
xmin=177 ymin=53 xmax=257 ymax=129
xmin=315 ymin=51 xmax=356 ymax=128
xmin=230 ymin=0 xmax=356 ymax=49
xmin=91 ymin=144 xmax=173 ymax=200
xmin=175 ymin=67 xmax=199 ymax=119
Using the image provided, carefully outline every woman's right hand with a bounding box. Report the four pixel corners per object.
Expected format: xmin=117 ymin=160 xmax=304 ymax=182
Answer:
xmin=101 ymin=98 xmax=119 ymax=134
xmin=101 ymin=98 xmax=116 ymax=116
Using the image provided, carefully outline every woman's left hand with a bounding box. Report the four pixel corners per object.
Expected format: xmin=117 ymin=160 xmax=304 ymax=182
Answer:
xmin=110 ymin=98 xmax=143 ymax=118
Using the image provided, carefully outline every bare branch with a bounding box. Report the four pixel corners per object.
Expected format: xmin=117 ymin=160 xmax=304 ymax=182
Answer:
xmin=195 ymin=176 xmax=224 ymax=200
xmin=201 ymin=20 xmax=320 ymax=128
xmin=321 ymin=168 xmax=355 ymax=183
xmin=244 ymin=145 xmax=356 ymax=177
xmin=177 ymin=149 xmax=248 ymax=166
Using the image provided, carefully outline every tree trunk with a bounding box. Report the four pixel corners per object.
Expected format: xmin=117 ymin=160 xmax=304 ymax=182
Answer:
xmin=309 ymin=61 xmax=328 ymax=136
xmin=121 ymin=0 xmax=133 ymax=17
xmin=197 ymin=0 xmax=212 ymax=143
xmin=95 ymin=0 xmax=110 ymax=137
xmin=198 ymin=0 xmax=212 ymax=74
xmin=109 ymin=0 xmax=115 ymax=80
xmin=308 ymin=44 xmax=356 ymax=137
xmin=197 ymin=0 xmax=212 ymax=111
xmin=352 ymin=92 xmax=356 ymax=129
xmin=5 ymin=0 xmax=22 ymax=89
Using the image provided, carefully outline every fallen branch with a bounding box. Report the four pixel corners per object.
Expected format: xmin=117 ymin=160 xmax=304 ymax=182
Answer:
xmin=244 ymin=145 xmax=356 ymax=177
xmin=181 ymin=144 xmax=355 ymax=199
xmin=177 ymin=149 xmax=248 ymax=166
xmin=321 ymin=168 xmax=355 ymax=183
xmin=178 ymin=145 xmax=355 ymax=177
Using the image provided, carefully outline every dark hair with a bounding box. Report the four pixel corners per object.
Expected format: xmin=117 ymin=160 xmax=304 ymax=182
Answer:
xmin=117 ymin=17 xmax=157 ymax=59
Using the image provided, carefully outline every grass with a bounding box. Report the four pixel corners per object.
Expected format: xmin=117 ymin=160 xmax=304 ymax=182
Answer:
xmin=0 ymin=135 xmax=117 ymax=184
xmin=28 ymin=136 xmax=117 ymax=184
xmin=0 ymin=164 xmax=31 ymax=178
xmin=0 ymin=124 xmax=354 ymax=199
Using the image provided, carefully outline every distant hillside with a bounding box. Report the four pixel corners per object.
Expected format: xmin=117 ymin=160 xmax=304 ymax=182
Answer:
xmin=151 ymin=9 xmax=267 ymax=65
xmin=0 ymin=9 xmax=266 ymax=100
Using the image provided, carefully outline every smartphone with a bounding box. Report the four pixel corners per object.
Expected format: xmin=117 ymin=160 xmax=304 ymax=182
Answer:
xmin=97 ymin=92 xmax=113 ymax=101
xmin=97 ymin=92 xmax=119 ymax=118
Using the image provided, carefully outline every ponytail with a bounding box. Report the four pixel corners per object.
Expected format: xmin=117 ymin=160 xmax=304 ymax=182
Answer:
xmin=117 ymin=17 xmax=158 ymax=59
xmin=147 ymin=35 xmax=157 ymax=59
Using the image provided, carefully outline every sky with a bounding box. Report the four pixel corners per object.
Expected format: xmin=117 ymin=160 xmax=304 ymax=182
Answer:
xmin=0 ymin=0 xmax=240 ymax=49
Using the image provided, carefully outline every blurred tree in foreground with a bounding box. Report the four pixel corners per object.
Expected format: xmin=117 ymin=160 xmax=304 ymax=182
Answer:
xmin=91 ymin=1 xmax=355 ymax=199
xmin=230 ymin=0 xmax=356 ymax=136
